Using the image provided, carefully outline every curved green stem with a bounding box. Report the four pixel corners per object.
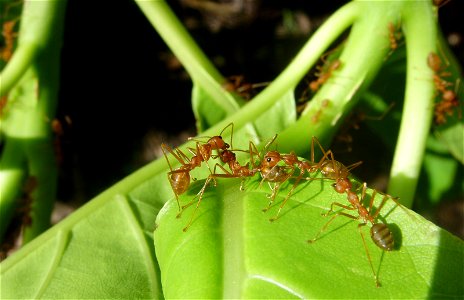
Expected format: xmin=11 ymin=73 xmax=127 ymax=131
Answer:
xmin=387 ymin=1 xmax=437 ymax=207
xmin=0 ymin=0 xmax=67 ymax=243
xmin=0 ymin=44 xmax=37 ymax=97
xmin=0 ymin=139 xmax=26 ymax=239
xmin=0 ymin=0 xmax=65 ymax=97
xmin=192 ymin=1 xmax=360 ymax=142
xmin=134 ymin=0 xmax=240 ymax=115
xmin=277 ymin=1 xmax=404 ymax=154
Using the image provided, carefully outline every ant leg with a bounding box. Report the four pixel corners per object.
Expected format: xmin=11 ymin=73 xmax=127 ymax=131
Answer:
xmin=358 ymin=223 xmax=381 ymax=287
xmin=264 ymin=134 xmax=278 ymax=152
xmin=220 ymin=122 xmax=234 ymax=148
xmin=269 ymin=167 xmax=307 ymax=222
xmin=181 ymin=175 xmax=215 ymax=232
xmin=310 ymin=136 xmax=337 ymax=172
xmin=323 ymin=201 xmax=356 ymax=217
xmin=307 ymin=210 xmax=357 ymax=243
xmin=249 ymin=140 xmax=261 ymax=168
xmin=166 ymin=173 xmax=181 ymax=212
xmin=344 ymin=160 xmax=363 ymax=173
xmin=262 ymin=182 xmax=280 ymax=212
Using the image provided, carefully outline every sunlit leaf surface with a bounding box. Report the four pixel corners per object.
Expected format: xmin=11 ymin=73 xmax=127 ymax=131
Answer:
xmin=155 ymin=174 xmax=464 ymax=299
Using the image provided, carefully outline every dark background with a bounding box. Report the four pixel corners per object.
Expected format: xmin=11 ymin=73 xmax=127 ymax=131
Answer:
xmin=56 ymin=1 xmax=463 ymax=235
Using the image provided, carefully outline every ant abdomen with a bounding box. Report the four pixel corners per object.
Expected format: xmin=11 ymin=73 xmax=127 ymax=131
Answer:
xmin=370 ymin=223 xmax=394 ymax=251
xmin=169 ymin=171 xmax=191 ymax=196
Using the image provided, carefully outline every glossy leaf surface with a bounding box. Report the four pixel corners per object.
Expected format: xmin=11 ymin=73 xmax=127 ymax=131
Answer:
xmin=1 ymin=173 xmax=167 ymax=299
xmin=155 ymin=174 xmax=464 ymax=299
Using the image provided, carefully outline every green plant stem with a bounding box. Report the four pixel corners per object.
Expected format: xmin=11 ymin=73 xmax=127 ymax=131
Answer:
xmin=277 ymin=1 xmax=404 ymax=155
xmin=131 ymin=0 xmax=360 ymax=173
xmin=0 ymin=44 xmax=37 ymax=97
xmin=387 ymin=1 xmax=437 ymax=208
xmin=0 ymin=0 xmax=64 ymax=97
xmin=0 ymin=0 xmax=67 ymax=243
xmin=0 ymin=139 xmax=26 ymax=239
xmin=188 ymin=1 xmax=360 ymax=145
xmin=134 ymin=0 xmax=240 ymax=115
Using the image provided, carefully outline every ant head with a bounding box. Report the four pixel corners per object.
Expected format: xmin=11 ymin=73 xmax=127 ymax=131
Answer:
xmin=222 ymin=150 xmax=236 ymax=163
xmin=427 ymin=52 xmax=442 ymax=72
xmin=208 ymin=136 xmax=227 ymax=150
xmin=263 ymin=151 xmax=281 ymax=167
xmin=442 ymin=90 xmax=456 ymax=102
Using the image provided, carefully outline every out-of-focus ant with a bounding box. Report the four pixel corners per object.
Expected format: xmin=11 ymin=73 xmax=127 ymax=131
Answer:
xmin=222 ymin=75 xmax=269 ymax=100
xmin=427 ymin=52 xmax=461 ymax=124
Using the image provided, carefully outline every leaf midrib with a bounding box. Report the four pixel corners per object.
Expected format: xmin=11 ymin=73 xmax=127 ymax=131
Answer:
xmin=221 ymin=178 xmax=246 ymax=298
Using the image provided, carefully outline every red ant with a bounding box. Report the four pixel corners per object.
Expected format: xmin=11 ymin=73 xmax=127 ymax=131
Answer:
xmin=1 ymin=19 xmax=18 ymax=62
xmin=309 ymin=59 xmax=342 ymax=93
xmin=308 ymin=182 xmax=397 ymax=287
xmin=428 ymin=52 xmax=453 ymax=93
xmin=310 ymin=99 xmax=331 ymax=124
xmin=384 ymin=21 xmax=402 ymax=60
xmin=298 ymin=58 xmax=342 ymax=106
xmin=255 ymin=149 xmax=297 ymax=216
xmin=254 ymin=136 xmax=336 ymax=222
xmin=222 ymin=75 xmax=269 ymax=100
xmin=1 ymin=0 xmax=23 ymax=62
xmin=179 ymin=130 xmax=261 ymax=232
xmin=305 ymin=141 xmax=404 ymax=287
xmin=0 ymin=95 xmax=8 ymax=117
xmin=161 ymin=123 xmax=234 ymax=213
xmin=427 ymin=52 xmax=461 ymax=124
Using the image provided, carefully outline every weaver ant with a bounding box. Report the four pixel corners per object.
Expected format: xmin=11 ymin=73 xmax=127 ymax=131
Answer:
xmin=305 ymin=140 xmax=403 ymax=287
xmin=308 ymin=182 xmax=398 ymax=287
xmin=309 ymin=59 xmax=342 ymax=93
xmin=427 ymin=51 xmax=461 ymax=124
xmin=1 ymin=1 xmax=22 ymax=62
xmin=161 ymin=123 xmax=234 ymax=213
xmin=0 ymin=19 xmax=18 ymax=61
xmin=222 ymin=75 xmax=269 ymax=100
xmin=255 ymin=149 xmax=297 ymax=217
xmin=384 ymin=21 xmax=402 ymax=60
xmin=179 ymin=131 xmax=261 ymax=232
xmin=255 ymin=136 xmax=343 ymax=222
xmin=0 ymin=96 xmax=8 ymax=117
xmin=428 ymin=52 xmax=453 ymax=93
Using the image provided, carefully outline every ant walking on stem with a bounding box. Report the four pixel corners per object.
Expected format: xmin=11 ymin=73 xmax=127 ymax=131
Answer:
xmin=222 ymin=75 xmax=270 ymax=100
xmin=427 ymin=51 xmax=461 ymax=124
xmin=383 ymin=21 xmax=403 ymax=61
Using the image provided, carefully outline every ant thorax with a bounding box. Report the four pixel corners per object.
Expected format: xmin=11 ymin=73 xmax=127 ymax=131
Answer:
xmin=320 ymin=160 xmax=350 ymax=179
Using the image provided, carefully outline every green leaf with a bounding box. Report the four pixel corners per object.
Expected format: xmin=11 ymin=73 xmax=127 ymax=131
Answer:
xmin=434 ymin=120 xmax=464 ymax=165
xmin=155 ymin=174 xmax=464 ymax=298
xmin=252 ymin=90 xmax=296 ymax=141
xmin=0 ymin=172 xmax=167 ymax=299
xmin=191 ymin=84 xmax=231 ymax=132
